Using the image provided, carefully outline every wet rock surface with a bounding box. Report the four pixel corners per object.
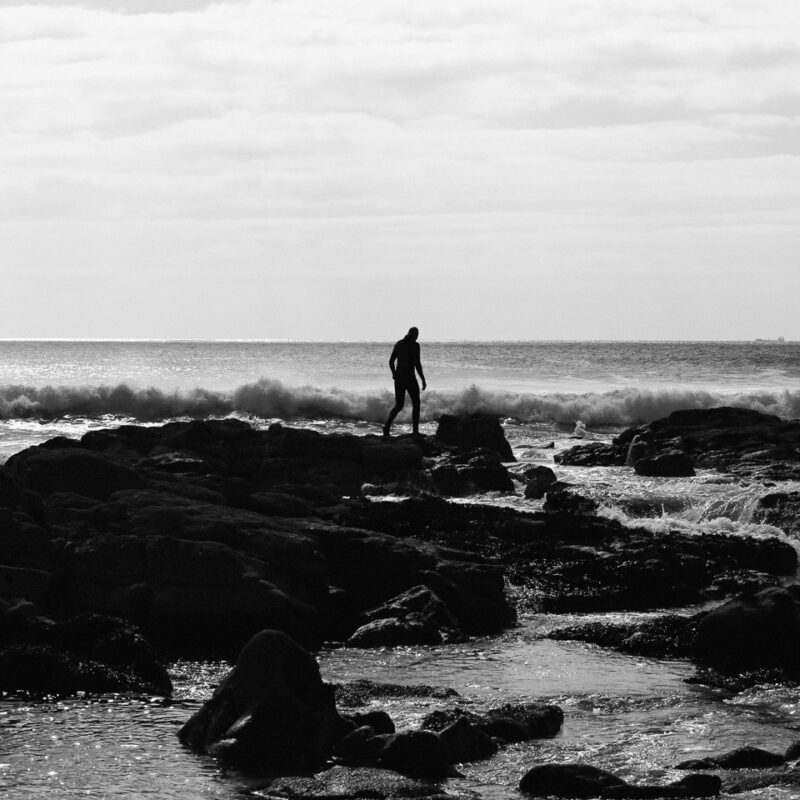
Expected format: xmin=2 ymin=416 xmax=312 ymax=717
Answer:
xmin=421 ymin=702 xmax=564 ymax=744
xmin=0 ymin=609 xmax=171 ymax=696
xmin=339 ymin=495 xmax=796 ymax=613
xmin=256 ymin=766 xmax=454 ymax=800
xmin=0 ymin=421 xmax=515 ymax=658
xmin=557 ymin=407 xmax=800 ymax=481
xmin=519 ymin=763 xmax=720 ymax=798
xmin=178 ymin=629 xmax=348 ymax=774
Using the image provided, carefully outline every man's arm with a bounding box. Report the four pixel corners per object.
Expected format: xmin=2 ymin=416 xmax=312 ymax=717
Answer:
xmin=414 ymin=343 xmax=426 ymax=390
xmin=389 ymin=345 xmax=398 ymax=379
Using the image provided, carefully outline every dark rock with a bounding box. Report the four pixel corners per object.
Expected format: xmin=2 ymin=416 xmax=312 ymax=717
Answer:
xmin=625 ymin=434 xmax=651 ymax=466
xmin=524 ymin=465 xmax=557 ymax=500
xmin=435 ymin=414 xmax=515 ymax=461
xmin=348 ymin=585 xmax=463 ymax=647
xmin=334 ymin=725 xmax=388 ymax=765
xmin=6 ymin=447 xmax=145 ymax=500
xmin=634 ymin=450 xmax=695 ymax=477
xmin=785 ymin=740 xmax=800 ymax=761
xmin=340 ymin=495 xmax=796 ymax=616
xmin=247 ymin=491 xmax=315 ymax=517
xmin=347 ymin=710 xmax=396 ymax=735
xmin=378 ymin=730 xmax=452 ymax=779
xmin=554 ymin=442 xmax=623 ymax=467
xmin=421 ymin=702 xmax=563 ymax=745
xmin=543 ymin=483 xmax=599 ymax=515
xmin=430 ymin=448 xmax=515 ymax=496
xmin=559 ymin=407 xmax=800 ymax=481
xmin=602 ymin=773 xmax=721 ymax=798
xmin=695 ymin=586 xmax=800 ymax=672
xmin=519 ymin=763 xmax=627 ymax=797
xmin=438 ymin=717 xmax=497 ymax=763
xmin=0 ymin=644 xmax=161 ymax=696
xmin=0 ymin=612 xmax=170 ymax=696
xmin=757 ymin=492 xmax=800 ymax=538
xmin=676 ymin=745 xmax=786 ymax=770
xmin=347 ymin=617 xmax=441 ymax=647
xmin=520 ymin=764 xmax=720 ymax=799
xmin=480 ymin=702 xmax=563 ymax=742
xmin=178 ymin=629 xmax=346 ymax=774
xmin=548 ymin=613 xmax=699 ymax=660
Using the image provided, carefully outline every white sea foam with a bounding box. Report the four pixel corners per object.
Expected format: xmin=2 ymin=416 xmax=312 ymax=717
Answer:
xmin=1 ymin=379 xmax=800 ymax=426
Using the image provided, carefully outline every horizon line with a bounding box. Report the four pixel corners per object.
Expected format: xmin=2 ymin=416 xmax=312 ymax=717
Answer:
xmin=0 ymin=338 xmax=795 ymax=345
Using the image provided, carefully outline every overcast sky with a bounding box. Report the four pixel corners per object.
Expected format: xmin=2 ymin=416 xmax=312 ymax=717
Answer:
xmin=1 ymin=0 xmax=798 ymax=340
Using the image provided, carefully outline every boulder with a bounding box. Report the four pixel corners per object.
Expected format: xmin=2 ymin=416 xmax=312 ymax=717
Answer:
xmin=435 ymin=414 xmax=515 ymax=461
xmin=625 ymin=434 xmax=651 ymax=466
xmin=334 ymin=725 xmax=388 ymax=765
xmin=543 ymin=484 xmax=599 ymax=516
xmin=178 ymin=629 xmax=347 ymax=774
xmin=347 ymin=710 xmax=396 ymax=735
xmin=554 ymin=442 xmax=623 ymax=467
xmin=519 ymin=764 xmax=627 ymax=798
xmin=694 ymin=586 xmax=800 ymax=672
xmin=378 ymin=730 xmax=452 ymax=779
xmin=430 ymin=449 xmax=515 ymax=496
xmin=347 ymin=617 xmax=441 ymax=648
xmin=524 ymin=465 xmax=557 ymax=500
xmin=348 ymin=586 xmax=463 ymax=647
xmin=633 ymin=451 xmax=695 ymax=477
xmin=438 ymin=717 xmax=497 ymax=763
xmin=422 ymin=702 xmax=563 ymax=745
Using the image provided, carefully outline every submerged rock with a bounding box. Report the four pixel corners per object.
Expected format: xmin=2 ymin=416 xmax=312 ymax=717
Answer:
xmin=519 ymin=763 xmax=720 ymax=798
xmin=677 ymin=745 xmax=787 ymax=770
xmin=422 ymin=702 xmax=563 ymax=745
xmin=259 ymin=766 xmax=452 ymax=800
xmin=519 ymin=764 xmax=627 ymax=797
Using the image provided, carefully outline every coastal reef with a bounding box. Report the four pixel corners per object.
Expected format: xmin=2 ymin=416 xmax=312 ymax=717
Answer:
xmin=4 ymin=407 xmax=800 ymax=795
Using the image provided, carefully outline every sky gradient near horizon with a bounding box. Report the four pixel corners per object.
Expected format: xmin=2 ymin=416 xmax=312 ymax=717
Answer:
xmin=2 ymin=0 xmax=799 ymax=340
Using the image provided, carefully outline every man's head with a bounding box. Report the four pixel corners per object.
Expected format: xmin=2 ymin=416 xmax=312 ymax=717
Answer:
xmin=407 ymin=326 xmax=419 ymax=341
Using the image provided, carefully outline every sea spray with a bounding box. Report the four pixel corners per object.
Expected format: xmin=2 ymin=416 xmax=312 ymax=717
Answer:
xmin=1 ymin=379 xmax=800 ymax=426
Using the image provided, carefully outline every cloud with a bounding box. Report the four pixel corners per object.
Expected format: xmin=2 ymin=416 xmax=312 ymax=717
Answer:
xmin=0 ymin=0 xmax=799 ymax=337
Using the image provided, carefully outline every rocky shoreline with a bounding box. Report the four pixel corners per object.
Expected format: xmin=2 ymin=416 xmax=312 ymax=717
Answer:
xmin=3 ymin=407 xmax=800 ymax=796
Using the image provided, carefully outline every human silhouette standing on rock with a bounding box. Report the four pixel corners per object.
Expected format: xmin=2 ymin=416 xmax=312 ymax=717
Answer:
xmin=383 ymin=326 xmax=426 ymax=438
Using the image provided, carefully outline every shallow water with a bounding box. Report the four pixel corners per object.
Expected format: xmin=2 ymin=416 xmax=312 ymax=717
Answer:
xmin=4 ymin=620 xmax=800 ymax=799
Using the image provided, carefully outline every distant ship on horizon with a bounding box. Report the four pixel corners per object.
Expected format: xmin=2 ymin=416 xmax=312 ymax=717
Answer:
xmin=754 ymin=336 xmax=786 ymax=344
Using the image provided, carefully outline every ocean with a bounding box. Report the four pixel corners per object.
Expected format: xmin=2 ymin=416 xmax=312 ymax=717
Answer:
xmin=1 ymin=339 xmax=799 ymax=459
xmin=3 ymin=340 xmax=800 ymax=799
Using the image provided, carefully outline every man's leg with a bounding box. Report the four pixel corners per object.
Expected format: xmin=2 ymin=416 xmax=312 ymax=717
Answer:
xmin=408 ymin=380 xmax=421 ymax=435
xmin=384 ymin=381 xmax=406 ymax=435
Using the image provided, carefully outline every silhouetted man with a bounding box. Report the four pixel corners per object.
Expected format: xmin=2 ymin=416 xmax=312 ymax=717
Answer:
xmin=383 ymin=326 xmax=426 ymax=437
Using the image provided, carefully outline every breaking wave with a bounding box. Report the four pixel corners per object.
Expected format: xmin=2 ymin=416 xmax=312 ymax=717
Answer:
xmin=0 ymin=380 xmax=799 ymax=427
